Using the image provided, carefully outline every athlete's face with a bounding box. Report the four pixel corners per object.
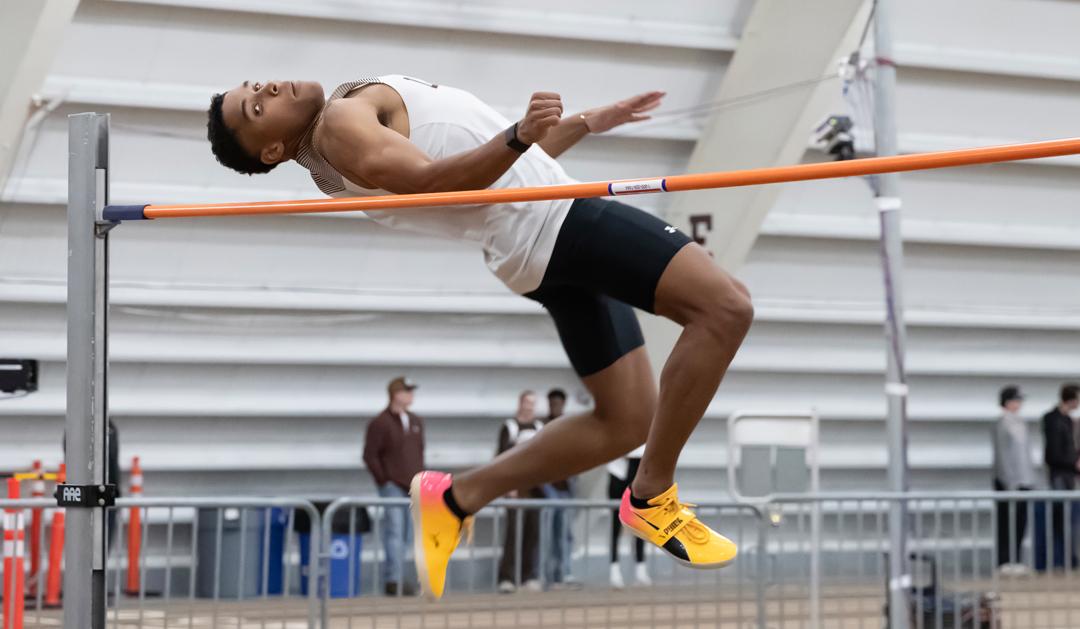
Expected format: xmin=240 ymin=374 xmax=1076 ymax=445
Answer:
xmin=221 ymin=80 xmax=325 ymax=167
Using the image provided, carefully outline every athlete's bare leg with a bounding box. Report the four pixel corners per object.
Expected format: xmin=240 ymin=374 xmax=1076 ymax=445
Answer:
xmin=631 ymin=243 xmax=753 ymax=499
xmin=451 ymin=243 xmax=750 ymax=513
xmin=452 ymin=346 xmax=656 ymax=513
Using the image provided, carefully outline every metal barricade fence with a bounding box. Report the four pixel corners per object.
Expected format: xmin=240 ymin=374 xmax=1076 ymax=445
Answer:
xmin=320 ymin=497 xmax=766 ymax=629
xmin=6 ymin=491 xmax=1076 ymax=628
xmin=0 ymin=496 xmax=321 ymax=629
xmin=763 ymin=491 xmax=1080 ymax=629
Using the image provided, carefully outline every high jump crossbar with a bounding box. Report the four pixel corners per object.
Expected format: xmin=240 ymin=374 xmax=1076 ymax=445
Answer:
xmin=102 ymin=136 xmax=1080 ymax=221
xmin=69 ymin=111 xmax=1080 ymax=629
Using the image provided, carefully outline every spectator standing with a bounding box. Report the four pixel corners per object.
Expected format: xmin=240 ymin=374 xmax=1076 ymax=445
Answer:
xmin=1041 ymin=383 xmax=1080 ymax=569
xmin=992 ymin=385 xmax=1035 ymax=571
xmin=607 ymin=447 xmax=651 ymax=589
xmin=541 ymin=388 xmax=578 ymax=588
xmin=497 ymin=391 xmax=545 ymax=593
xmin=1076 ymin=400 xmax=1080 ymax=486
xmin=363 ymin=376 xmax=424 ymax=596
xmin=1042 ymin=383 xmax=1080 ymax=490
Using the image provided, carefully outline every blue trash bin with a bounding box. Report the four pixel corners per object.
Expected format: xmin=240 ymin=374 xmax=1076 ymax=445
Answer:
xmin=299 ymin=532 xmax=362 ymax=597
xmin=263 ymin=507 xmax=288 ymax=595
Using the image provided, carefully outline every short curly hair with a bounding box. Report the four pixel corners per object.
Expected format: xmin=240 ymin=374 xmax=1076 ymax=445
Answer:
xmin=207 ymin=92 xmax=277 ymax=175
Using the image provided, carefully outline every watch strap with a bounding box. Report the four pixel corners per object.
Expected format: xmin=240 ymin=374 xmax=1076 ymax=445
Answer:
xmin=505 ymin=123 xmax=531 ymax=153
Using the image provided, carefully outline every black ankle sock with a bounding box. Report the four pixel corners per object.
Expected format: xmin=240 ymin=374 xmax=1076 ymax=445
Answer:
xmin=442 ymin=485 xmax=470 ymax=521
xmin=629 ymin=493 xmax=652 ymax=509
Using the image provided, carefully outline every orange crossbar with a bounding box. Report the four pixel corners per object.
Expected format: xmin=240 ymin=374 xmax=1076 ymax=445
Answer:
xmin=138 ymin=137 xmax=1080 ymax=219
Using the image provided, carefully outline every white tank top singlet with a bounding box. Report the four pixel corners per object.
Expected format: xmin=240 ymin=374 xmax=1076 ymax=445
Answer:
xmin=295 ymin=75 xmax=575 ymax=294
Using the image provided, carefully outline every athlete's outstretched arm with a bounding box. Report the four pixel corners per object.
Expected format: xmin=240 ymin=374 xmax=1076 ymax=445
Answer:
xmin=537 ymin=91 xmax=665 ymax=159
xmin=318 ymin=92 xmax=563 ymax=194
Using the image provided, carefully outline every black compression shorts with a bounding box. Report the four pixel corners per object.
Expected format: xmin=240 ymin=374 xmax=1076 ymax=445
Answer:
xmin=525 ymin=197 xmax=693 ymax=377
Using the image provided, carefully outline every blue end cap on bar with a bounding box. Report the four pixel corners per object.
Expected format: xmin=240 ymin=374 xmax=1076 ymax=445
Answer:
xmin=102 ymin=204 xmax=149 ymax=221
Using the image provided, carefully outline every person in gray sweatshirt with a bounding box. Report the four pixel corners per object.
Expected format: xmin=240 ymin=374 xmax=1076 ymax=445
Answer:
xmin=993 ymin=385 xmax=1036 ymax=570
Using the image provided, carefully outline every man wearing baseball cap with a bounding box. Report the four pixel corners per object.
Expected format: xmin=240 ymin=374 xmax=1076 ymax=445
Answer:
xmin=363 ymin=376 xmax=424 ymax=595
xmin=993 ymin=385 xmax=1034 ymax=573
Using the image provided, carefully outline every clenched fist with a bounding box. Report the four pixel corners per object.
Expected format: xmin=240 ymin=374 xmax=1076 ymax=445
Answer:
xmin=516 ymin=92 xmax=563 ymax=144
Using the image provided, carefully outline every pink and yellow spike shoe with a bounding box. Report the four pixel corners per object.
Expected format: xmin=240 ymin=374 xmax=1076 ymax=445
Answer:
xmin=619 ymin=484 xmax=737 ymax=569
xmin=410 ymin=471 xmax=472 ymax=599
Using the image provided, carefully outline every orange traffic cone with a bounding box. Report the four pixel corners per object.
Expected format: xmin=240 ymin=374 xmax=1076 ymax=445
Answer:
xmin=3 ymin=478 xmax=25 ymax=629
xmin=42 ymin=466 xmax=64 ymax=610
xmin=124 ymin=457 xmax=143 ymax=596
xmin=26 ymin=461 xmax=44 ymax=598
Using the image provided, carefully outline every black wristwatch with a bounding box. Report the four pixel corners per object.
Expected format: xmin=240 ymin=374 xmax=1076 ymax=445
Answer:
xmin=505 ymin=122 xmax=531 ymax=154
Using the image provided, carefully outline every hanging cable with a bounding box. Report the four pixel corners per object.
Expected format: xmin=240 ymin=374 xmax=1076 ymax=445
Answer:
xmin=109 ymin=73 xmax=845 ymax=142
xmin=639 ymin=74 xmax=839 ymax=121
xmin=1 ymin=96 xmax=66 ymax=202
xmin=829 ymin=1 xmax=882 ymax=190
xmin=620 ymin=74 xmax=841 ymax=136
xmin=857 ymin=0 xmax=878 ymax=51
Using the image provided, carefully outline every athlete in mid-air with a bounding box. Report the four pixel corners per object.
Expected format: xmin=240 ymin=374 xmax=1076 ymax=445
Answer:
xmin=207 ymin=75 xmax=753 ymax=598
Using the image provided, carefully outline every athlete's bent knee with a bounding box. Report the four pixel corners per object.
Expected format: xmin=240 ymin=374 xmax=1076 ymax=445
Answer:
xmin=727 ymin=289 xmax=754 ymax=333
xmin=731 ymin=278 xmax=751 ymax=301
xmin=695 ymin=280 xmax=753 ymax=340
xmin=595 ymin=403 xmax=652 ymax=454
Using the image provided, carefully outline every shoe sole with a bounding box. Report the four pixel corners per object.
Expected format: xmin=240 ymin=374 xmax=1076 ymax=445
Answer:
xmin=409 ymin=474 xmax=439 ymax=601
xmin=622 ymin=524 xmax=737 ymax=570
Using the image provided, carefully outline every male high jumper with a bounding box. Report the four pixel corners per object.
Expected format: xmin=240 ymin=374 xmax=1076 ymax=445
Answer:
xmin=207 ymin=75 xmax=753 ymax=598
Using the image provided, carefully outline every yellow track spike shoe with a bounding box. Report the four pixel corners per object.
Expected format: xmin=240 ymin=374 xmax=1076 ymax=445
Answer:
xmin=619 ymin=484 xmax=737 ymax=569
xmin=410 ymin=471 xmax=472 ymax=600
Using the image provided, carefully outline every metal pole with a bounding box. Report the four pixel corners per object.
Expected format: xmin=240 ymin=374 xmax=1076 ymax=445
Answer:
xmin=755 ymin=511 xmax=767 ymax=629
xmin=66 ymin=112 xmax=111 ymax=629
xmin=808 ymin=412 xmax=821 ymax=629
xmin=871 ymin=3 xmax=911 ymax=628
xmin=307 ymin=505 xmax=320 ymax=629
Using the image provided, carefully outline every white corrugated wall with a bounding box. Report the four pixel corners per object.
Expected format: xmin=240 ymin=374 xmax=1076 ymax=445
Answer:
xmin=1 ymin=0 xmax=1078 ymax=499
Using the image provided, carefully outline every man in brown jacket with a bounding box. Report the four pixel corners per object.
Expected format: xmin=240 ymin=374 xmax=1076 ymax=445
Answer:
xmin=363 ymin=376 xmax=424 ymax=596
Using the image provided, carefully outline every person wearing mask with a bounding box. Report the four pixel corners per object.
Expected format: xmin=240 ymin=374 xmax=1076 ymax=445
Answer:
xmin=363 ymin=376 xmax=424 ymax=596
xmin=993 ymin=385 xmax=1035 ymax=573
xmin=607 ymin=448 xmax=651 ymax=589
xmin=541 ymin=388 xmax=578 ymax=588
xmin=497 ymin=391 xmax=545 ymax=593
